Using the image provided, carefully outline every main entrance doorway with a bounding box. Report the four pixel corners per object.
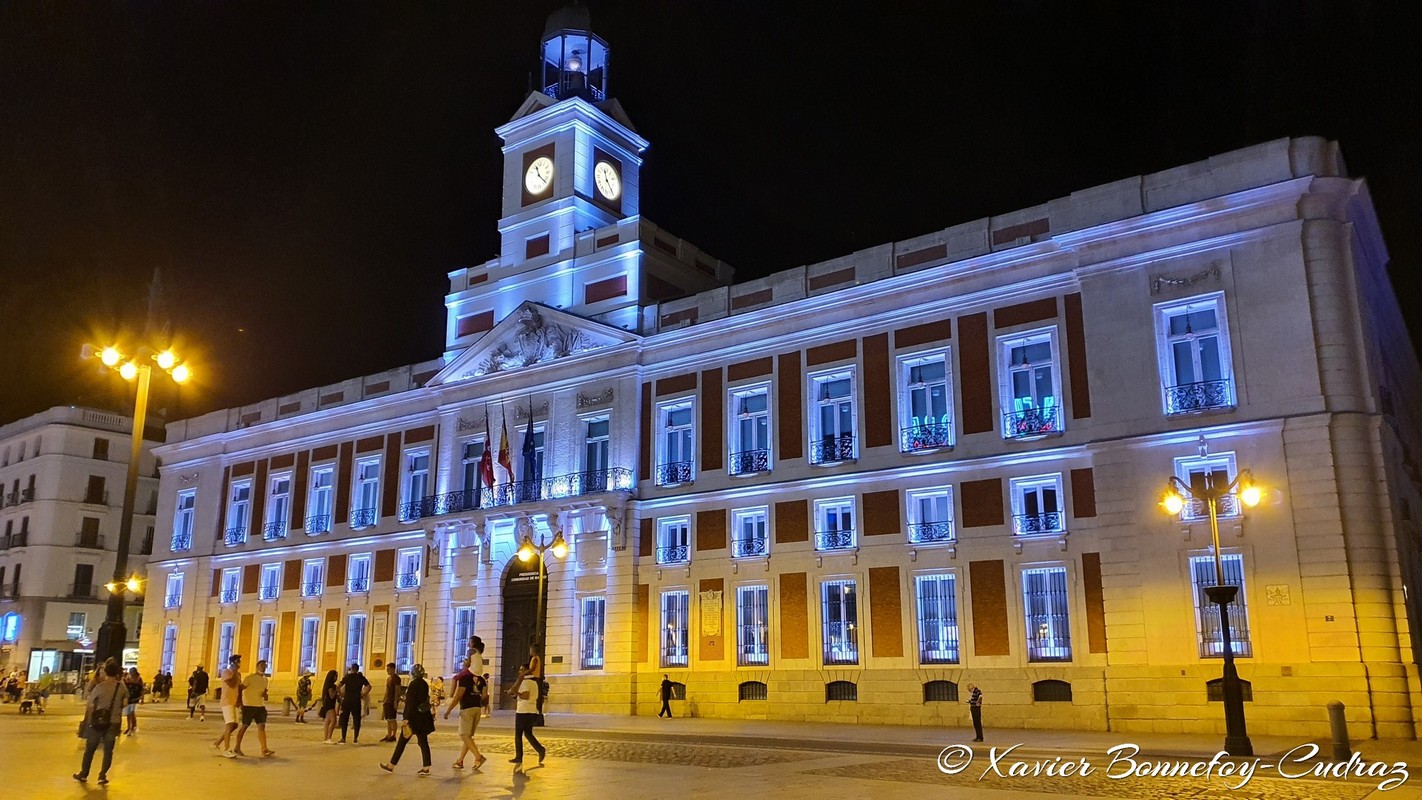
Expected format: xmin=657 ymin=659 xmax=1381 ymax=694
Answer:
xmin=499 ymin=554 xmax=545 ymax=709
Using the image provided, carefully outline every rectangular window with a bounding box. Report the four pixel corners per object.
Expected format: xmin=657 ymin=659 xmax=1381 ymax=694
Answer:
xmin=308 ymin=466 xmax=334 ymax=534
xmin=161 ymin=624 xmax=179 ymax=674
xmin=1174 ymin=452 xmax=1241 ymax=520
xmin=257 ymin=618 xmax=276 ymax=666
xmin=580 ymin=596 xmax=606 ymax=669
xmin=814 ymin=497 xmax=855 ymax=551
xmin=1191 ymin=554 xmax=1252 ymax=658
xmin=259 ymin=563 xmax=281 ymax=600
xmin=729 ymin=385 xmax=772 ymax=476
xmin=999 ymin=328 xmax=1064 ymax=439
xmin=394 ymin=610 xmax=418 ymax=673
xmin=660 ymin=590 xmax=690 ymax=667
xmin=809 ymin=371 xmax=856 ymax=464
xmin=348 ymin=554 xmax=372 ymax=593
xmin=460 ymin=440 xmax=486 ymax=507
xmin=164 ymin=572 xmax=184 ymax=609
xmin=220 ymin=568 xmax=241 ymax=603
xmin=731 ymin=507 xmax=769 ymax=558
xmin=581 ymin=417 xmax=610 ymax=492
xmin=172 ymin=490 xmax=196 ymax=551
xmin=218 ymin=621 xmax=236 ymax=668
xmin=351 ymin=460 xmax=380 ymax=528
xmin=401 ymin=450 xmax=431 ymax=521
xmin=906 ymin=487 xmax=954 ymax=544
xmin=299 ymin=617 xmax=320 ymax=674
xmin=72 ymin=564 xmax=94 ymax=598
xmin=1023 ymin=566 xmax=1072 ymax=662
xmin=396 ymin=548 xmax=422 ymax=589
xmin=302 ymin=559 xmax=325 ymax=597
xmin=67 ymin=612 xmax=87 ymax=640
xmin=656 ymin=517 xmax=690 ymax=565
xmin=452 ymin=607 xmax=476 ymax=669
xmin=737 ymin=584 xmax=770 ymax=666
xmin=821 ymin=579 xmax=859 ymax=665
xmin=1011 ymin=474 xmax=1065 ymax=535
xmin=915 ymin=573 xmax=960 ymax=664
xmin=899 ymin=350 xmax=953 ymax=452
xmin=1156 ymin=293 xmax=1235 ymax=414
xmin=226 ymin=480 xmax=253 ymax=545
xmin=345 ymin=614 xmax=367 ymax=669
xmin=265 ymin=473 xmax=291 ymax=540
xmin=656 ymin=400 xmax=696 ymax=486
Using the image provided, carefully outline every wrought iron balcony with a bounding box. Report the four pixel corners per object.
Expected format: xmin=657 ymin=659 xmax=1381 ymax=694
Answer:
xmin=814 ymin=528 xmax=855 ymax=551
xmin=1003 ymin=406 xmax=1062 ymax=439
xmin=75 ymin=533 xmax=105 ymax=549
xmin=395 ymin=572 xmax=420 ymax=589
xmin=349 ymin=507 xmax=377 ymax=529
xmin=398 ymin=500 xmax=425 ymax=522
xmin=224 ymin=527 xmax=248 ymax=547
xmin=262 ymin=521 xmax=288 ymax=541
xmin=419 ymin=490 xmax=481 ymax=517
xmin=219 ymin=588 xmax=239 ymax=604
xmin=728 ymin=449 xmax=770 ymax=476
xmin=305 ymin=515 xmax=332 ymax=535
xmin=655 ymin=461 xmax=694 ymax=486
xmin=163 ymin=593 xmax=182 ymax=609
xmin=347 ymin=577 xmax=371 ymax=594
xmin=908 ymin=521 xmax=955 ymax=544
xmin=69 ymin=583 xmax=96 ymax=599
xmin=0 ymin=532 xmax=27 ymax=550
xmin=1184 ymin=494 xmax=1241 ymax=520
xmin=1014 ymin=511 xmax=1065 ymax=535
xmin=1165 ymin=379 xmax=1233 ymax=415
xmin=301 ymin=581 xmax=324 ymax=597
xmin=656 ymin=544 xmax=689 ymax=565
xmin=731 ymin=537 xmax=767 ymax=558
xmin=901 ymin=422 xmax=953 ymax=453
xmin=479 ymin=467 xmax=634 ymax=509
xmin=170 ymin=532 xmax=192 ymax=552
xmin=258 ymin=585 xmax=279 ymax=601
xmin=810 ymin=434 xmax=856 ymax=465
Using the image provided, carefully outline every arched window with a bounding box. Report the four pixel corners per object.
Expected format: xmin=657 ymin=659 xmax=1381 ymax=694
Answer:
xmin=825 ymin=681 xmax=857 ymax=702
xmin=1032 ymin=679 xmax=1073 ymax=702
xmin=923 ymin=680 xmax=958 ymax=702
xmin=738 ymin=681 xmax=768 ymax=702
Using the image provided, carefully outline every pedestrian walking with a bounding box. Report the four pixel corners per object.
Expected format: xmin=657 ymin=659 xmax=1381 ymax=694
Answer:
xmin=967 ymin=683 xmax=984 ymax=742
xmin=73 ymin=658 xmax=125 ymax=785
xmin=319 ymin=670 xmax=340 ymax=744
xmin=337 ymin=663 xmax=371 ymax=744
xmin=443 ymin=656 xmax=487 ymax=770
xmin=658 ymin=674 xmax=673 ymax=718
xmin=188 ymin=666 xmax=209 ymax=721
xmin=379 ymin=664 xmax=435 ymax=776
xmin=380 ymin=663 xmax=402 ymax=742
xmin=509 ymin=666 xmax=545 ymax=769
xmin=213 ymin=654 xmax=243 ymax=758
xmin=234 ymin=659 xmax=275 ymax=757
xmin=294 ymin=671 xmax=313 ymax=723
xmin=122 ymin=668 xmax=144 ymax=735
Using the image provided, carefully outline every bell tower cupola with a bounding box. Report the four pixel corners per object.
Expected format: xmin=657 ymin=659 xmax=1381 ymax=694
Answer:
xmin=540 ymin=3 xmax=609 ymax=103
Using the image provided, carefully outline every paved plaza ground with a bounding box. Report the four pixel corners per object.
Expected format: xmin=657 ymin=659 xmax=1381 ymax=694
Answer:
xmin=4 ymin=697 xmax=1422 ymax=799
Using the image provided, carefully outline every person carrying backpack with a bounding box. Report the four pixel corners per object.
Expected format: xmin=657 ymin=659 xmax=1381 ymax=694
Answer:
xmin=74 ymin=658 xmax=125 ymax=785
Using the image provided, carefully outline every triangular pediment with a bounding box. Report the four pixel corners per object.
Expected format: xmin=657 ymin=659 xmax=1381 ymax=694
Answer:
xmin=429 ymin=302 xmax=638 ymax=386
xmin=510 ymin=91 xmax=556 ymax=122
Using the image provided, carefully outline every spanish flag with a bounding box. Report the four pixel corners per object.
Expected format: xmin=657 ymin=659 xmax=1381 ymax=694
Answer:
xmin=497 ymin=414 xmax=513 ymax=483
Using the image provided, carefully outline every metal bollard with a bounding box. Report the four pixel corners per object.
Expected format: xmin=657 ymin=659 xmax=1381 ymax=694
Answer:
xmin=1327 ymin=701 xmax=1351 ymax=761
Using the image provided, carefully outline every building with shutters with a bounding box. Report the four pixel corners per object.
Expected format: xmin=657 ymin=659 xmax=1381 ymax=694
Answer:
xmin=137 ymin=5 xmax=1422 ymax=739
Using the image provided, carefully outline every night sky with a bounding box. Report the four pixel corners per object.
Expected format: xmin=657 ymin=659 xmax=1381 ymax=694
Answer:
xmin=2 ymin=2 xmax=1419 ymax=425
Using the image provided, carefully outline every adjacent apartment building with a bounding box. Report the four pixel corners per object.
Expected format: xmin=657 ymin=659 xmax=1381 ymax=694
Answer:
xmin=137 ymin=6 xmax=1422 ymax=739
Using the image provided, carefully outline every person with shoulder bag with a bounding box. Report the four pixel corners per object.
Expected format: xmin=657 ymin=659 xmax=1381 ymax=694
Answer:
xmin=74 ymin=659 xmax=125 ymax=785
xmin=379 ymin=664 xmax=436 ymax=776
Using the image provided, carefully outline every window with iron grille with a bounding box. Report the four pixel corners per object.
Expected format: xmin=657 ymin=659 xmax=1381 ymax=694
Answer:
xmin=998 ymin=329 xmax=1064 ymax=439
xmin=661 ymin=590 xmax=689 ymax=667
xmin=731 ymin=507 xmax=769 ymax=558
xmin=452 ymin=607 xmax=476 ymax=670
xmin=915 ymin=573 xmax=960 ymax=664
xmin=259 ymin=563 xmax=281 ymax=600
xmin=161 ymin=624 xmax=178 ymax=674
xmin=899 ymin=350 xmax=954 ymax=452
xmin=265 ymin=473 xmax=291 ymax=540
xmin=923 ymin=680 xmax=959 ymax=702
xmin=302 ymin=559 xmax=325 ymax=597
xmin=257 ymin=618 xmax=276 ymax=666
xmin=395 ymin=548 xmax=422 ymax=589
xmin=729 ymin=385 xmax=772 ymax=476
xmin=736 ymin=584 xmax=769 ymax=666
xmin=346 ymin=614 xmax=367 ymax=669
xmin=394 ymin=610 xmax=418 ymax=673
xmin=906 ymin=487 xmax=954 ymax=544
xmin=809 ymin=371 xmax=857 ymax=464
xmin=402 ymin=450 xmax=431 ymax=520
xmin=738 ymin=681 xmax=768 ymax=701
xmin=656 ymin=400 xmax=695 ymax=486
xmin=656 ymin=517 xmax=690 ymax=565
xmin=220 ymin=568 xmax=241 ymax=603
xmin=164 ymin=571 xmax=184 ymax=609
xmin=1032 ymin=679 xmax=1073 ymax=702
xmin=1205 ymin=677 xmax=1253 ymax=702
xmin=226 ymin=480 xmax=252 ymax=543
xmin=1174 ymin=453 xmax=1241 ymax=521
xmin=348 ymin=554 xmax=372 ymax=593
xmin=172 ymin=489 xmax=196 ymax=551
xmin=580 ymin=596 xmax=606 ymax=669
xmin=460 ymin=440 xmax=486 ymax=501
xmin=299 ymin=617 xmax=319 ymax=674
xmin=1191 ymin=553 xmax=1252 ymax=658
xmin=307 ymin=466 xmax=334 ymax=533
xmin=352 ymin=460 xmax=381 ymax=527
xmin=583 ymin=417 xmax=610 ymax=487
xmin=218 ymin=622 xmax=236 ymax=669
xmin=825 ymin=680 xmax=857 ymax=701
xmin=1010 ymin=474 xmax=1066 ymax=536
xmin=1155 ymin=293 xmax=1235 ymax=415
xmin=821 ymin=579 xmax=859 ymax=665
xmin=1022 ymin=566 xmax=1072 ymax=662
xmin=814 ymin=498 xmax=855 ymax=551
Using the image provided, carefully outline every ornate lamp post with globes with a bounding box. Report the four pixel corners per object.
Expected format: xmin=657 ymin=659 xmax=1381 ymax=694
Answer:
xmin=517 ymin=527 xmax=568 ymax=651
xmin=1161 ymin=466 xmax=1263 ymax=757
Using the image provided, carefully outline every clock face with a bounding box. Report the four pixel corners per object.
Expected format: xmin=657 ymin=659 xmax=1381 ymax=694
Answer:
xmin=524 ymin=156 xmax=554 ymax=195
xmin=594 ymin=160 xmax=621 ymax=201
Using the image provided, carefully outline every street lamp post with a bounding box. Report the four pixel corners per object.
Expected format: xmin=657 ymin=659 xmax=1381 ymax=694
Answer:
xmin=1162 ymin=468 xmax=1263 ymax=757
xmin=85 ymin=344 xmax=192 ymax=668
xmin=516 ymin=527 xmax=568 ymax=653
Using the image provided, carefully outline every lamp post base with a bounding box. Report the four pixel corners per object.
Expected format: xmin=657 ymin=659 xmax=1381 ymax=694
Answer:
xmin=94 ymin=618 xmax=128 ymax=668
xmin=1203 ymin=584 xmax=1253 ymax=757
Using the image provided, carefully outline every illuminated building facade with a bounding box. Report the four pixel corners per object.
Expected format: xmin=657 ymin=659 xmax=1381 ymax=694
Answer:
xmin=138 ymin=7 xmax=1422 ymax=738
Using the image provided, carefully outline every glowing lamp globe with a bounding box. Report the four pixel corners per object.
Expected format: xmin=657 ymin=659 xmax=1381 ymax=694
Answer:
xmin=1239 ymin=485 xmax=1262 ymax=508
xmin=100 ymin=346 xmax=122 ymax=367
xmin=517 ymin=539 xmax=535 ymax=563
xmin=119 ymin=361 xmax=139 ymax=381
xmin=1162 ymin=491 xmax=1185 ymax=516
xmin=155 ymin=350 xmax=177 ymax=370
xmin=171 ymin=363 xmax=192 ymax=383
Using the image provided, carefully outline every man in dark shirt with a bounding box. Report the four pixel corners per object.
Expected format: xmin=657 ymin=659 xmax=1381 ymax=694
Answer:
xmin=967 ymin=684 xmax=984 ymax=742
xmin=659 ymin=675 xmax=673 ymax=718
xmin=380 ymin=664 xmax=402 ymax=742
xmin=187 ymin=666 xmax=209 ymax=721
xmin=337 ymin=664 xmax=370 ymax=744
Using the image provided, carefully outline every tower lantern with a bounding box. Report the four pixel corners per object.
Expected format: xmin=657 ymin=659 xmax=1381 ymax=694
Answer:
xmin=540 ymin=2 xmax=609 ymax=102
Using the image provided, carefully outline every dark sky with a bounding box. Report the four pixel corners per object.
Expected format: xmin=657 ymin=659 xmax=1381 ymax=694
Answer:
xmin=2 ymin=2 xmax=1419 ymax=424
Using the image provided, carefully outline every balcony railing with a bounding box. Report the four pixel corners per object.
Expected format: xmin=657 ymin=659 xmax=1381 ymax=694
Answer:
xmin=1014 ymin=511 xmax=1065 ymax=535
xmin=163 ymin=593 xmax=182 ymax=609
xmin=908 ymin=521 xmax=955 ymax=544
xmin=810 ymin=434 xmax=856 ymax=465
xmin=349 ymin=507 xmax=377 ymax=529
xmin=224 ymin=527 xmax=248 ymax=547
xmin=0 ymin=532 xmax=27 ymax=550
xmin=398 ymin=500 xmax=424 ymax=522
xmin=901 ymin=422 xmax=953 ymax=453
xmin=478 ymin=467 xmax=634 ymax=509
xmin=82 ymin=491 xmax=109 ymax=505
xmin=655 ymin=461 xmax=694 ymax=486
xmin=420 ymin=490 xmax=481 ymax=518
xmin=170 ymin=532 xmax=192 ymax=552
xmin=219 ymin=588 xmax=239 ymax=604
xmin=395 ymin=572 xmax=420 ymax=589
xmin=301 ymin=581 xmax=324 ymax=597
xmin=731 ymin=537 xmax=767 ymax=558
xmin=1004 ymin=406 xmax=1062 ymax=439
xmin=306 ymin=515 xmax=332 ymax=535
xmin=262 ymin=520 xmax=288 ymax=541
xmin=1165 ymin=379 xmax=1233 ymax=415
xmin=656 ymin=544 xmax=689 ymax=565
xmin=258 ymin=585 xmax=279 ymax=601
xmin=76 ymin=533 xmax=105 ymax=550
xmin=728 ymin=449 xmax=770 ymax=476
xmin=348 ymin=577 xmax=371 ymax=594
xmin=1185 ymin=494 xmax=1241 ymax=520
xmin=814 ymin=528 xmax=855 ymax=551
xmin=69 ymin=583 xmax=97 ymax=599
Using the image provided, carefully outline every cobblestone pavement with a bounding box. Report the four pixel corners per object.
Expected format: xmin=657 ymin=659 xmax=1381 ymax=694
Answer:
xmin=475 ymin=737 xmax=816 ymax=768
